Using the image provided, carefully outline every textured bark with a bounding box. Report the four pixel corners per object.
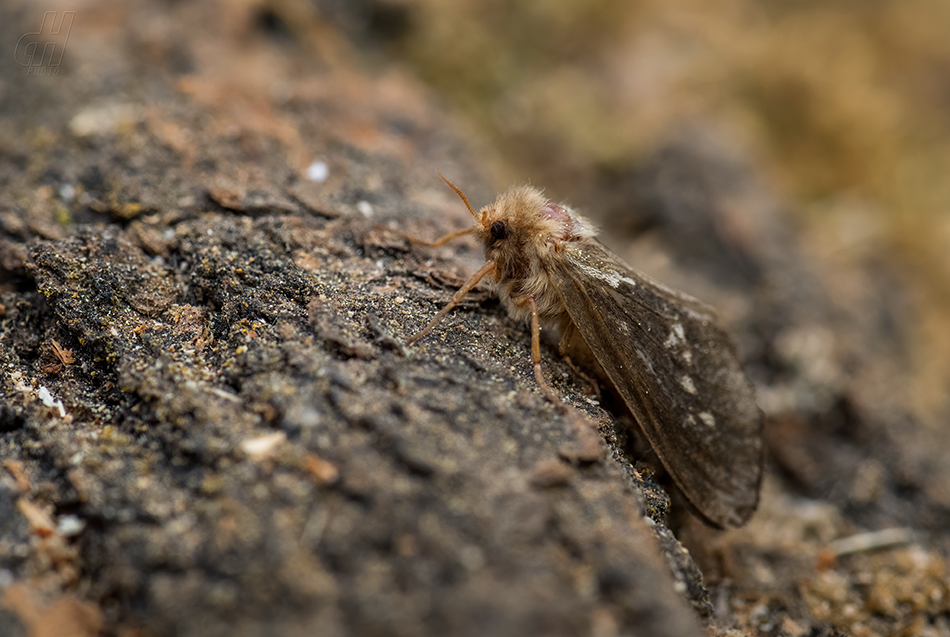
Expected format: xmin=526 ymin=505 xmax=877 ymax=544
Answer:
xmin=1 ymin=2 xmax=947 ymax=637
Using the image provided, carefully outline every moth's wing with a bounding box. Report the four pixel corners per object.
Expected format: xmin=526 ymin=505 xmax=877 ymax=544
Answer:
xmin=554 ymin=240 xmax=763 ymax=528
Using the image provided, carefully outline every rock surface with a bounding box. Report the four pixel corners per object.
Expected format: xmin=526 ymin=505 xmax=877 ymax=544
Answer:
xmin=1 ymin=2 xmax=948 ymax=637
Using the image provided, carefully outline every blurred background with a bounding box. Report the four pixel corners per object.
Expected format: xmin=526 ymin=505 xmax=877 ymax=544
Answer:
xmin=4 ymin=1 xmax=949 ymax=634
xmin=328 ymin=0 xmax=950 ymax=426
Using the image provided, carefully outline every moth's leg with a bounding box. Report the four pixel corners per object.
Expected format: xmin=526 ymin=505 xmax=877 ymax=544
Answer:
xmin=557 ymin=321 xmax=575 ymax=357
xmin=557 ymin=322 xmax=601 ymax=400
xmin=407 ymin=260 xmax=496 ymax=345
xmin=557 ymin=321 xmax=600 ymax=400
xmin=378 ymin=226 xmax=473 ymax=248
xmin=517 ymin=297 xmax=563 ymax=409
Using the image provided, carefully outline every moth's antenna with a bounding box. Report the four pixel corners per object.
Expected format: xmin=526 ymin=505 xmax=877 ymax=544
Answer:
xmin=438 ymin=173 xmax=478 ymax=221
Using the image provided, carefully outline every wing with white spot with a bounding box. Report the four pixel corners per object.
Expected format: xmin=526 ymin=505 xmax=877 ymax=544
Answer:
xmin=554 ymin=239 xmax=762 ymax=528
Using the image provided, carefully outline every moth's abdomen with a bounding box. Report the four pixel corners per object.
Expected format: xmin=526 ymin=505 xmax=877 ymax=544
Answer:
xmin=494 ymin=262 xmax=568 ymax=324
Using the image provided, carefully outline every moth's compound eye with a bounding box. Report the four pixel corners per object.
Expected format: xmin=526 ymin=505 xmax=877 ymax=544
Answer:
xmin=490 ymin=220 xmax=509 ymax=241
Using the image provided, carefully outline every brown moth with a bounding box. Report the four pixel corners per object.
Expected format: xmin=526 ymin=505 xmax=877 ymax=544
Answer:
xmin=406 ymin=176 xmax=763 ymax=528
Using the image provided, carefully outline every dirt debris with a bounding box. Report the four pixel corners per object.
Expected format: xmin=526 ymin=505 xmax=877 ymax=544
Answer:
xmin=1 ymin=1 xmax=947 ymax=636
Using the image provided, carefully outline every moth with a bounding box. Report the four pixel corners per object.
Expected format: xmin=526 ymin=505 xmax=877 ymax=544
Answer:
xmin=405 ymin=176 xmax=763 ymax=528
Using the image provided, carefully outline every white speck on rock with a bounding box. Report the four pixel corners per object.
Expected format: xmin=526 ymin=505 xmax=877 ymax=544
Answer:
xmin=38 ymin=386 xmax=66 ymax=418
xmin=57 ymin=515 xmax=86 ymax=537
xmin=240 ymin=431 xmax=287 ymax=461
xmin=357 ymin=201 xmax=374 ymax=217
xmin=306 ymin=160 xmax=329 ymax=182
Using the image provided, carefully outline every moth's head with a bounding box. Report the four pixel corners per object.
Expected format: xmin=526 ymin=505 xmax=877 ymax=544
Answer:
xmin=438 ymin=175 xmax=585 ymax=263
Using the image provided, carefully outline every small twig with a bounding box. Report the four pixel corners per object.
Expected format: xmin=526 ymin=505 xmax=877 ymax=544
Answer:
xmin=51 ymin=339 xmax=75 ymax=365
xmin=828 ymin=527 xmax=915 ymax=557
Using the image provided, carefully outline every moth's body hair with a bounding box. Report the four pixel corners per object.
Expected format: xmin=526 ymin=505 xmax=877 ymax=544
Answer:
xmin=477 ymin=186 xmax=596 ymax=324
xmin=402 ymin=176 xmax=764 ymax=529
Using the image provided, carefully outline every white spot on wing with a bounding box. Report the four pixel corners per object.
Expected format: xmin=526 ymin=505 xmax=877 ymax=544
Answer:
xmin=664 ymin=323 xmax=685 ymax=349
xmin=634 ymin=347 xmax=654 ymax=374
xmin=575 ymin=262 xmax=639 ymax=290
xmin=680 ymin=375 xmax=697 ymax=395
xmin=698 ymin=411 xmax=716 ymax=428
